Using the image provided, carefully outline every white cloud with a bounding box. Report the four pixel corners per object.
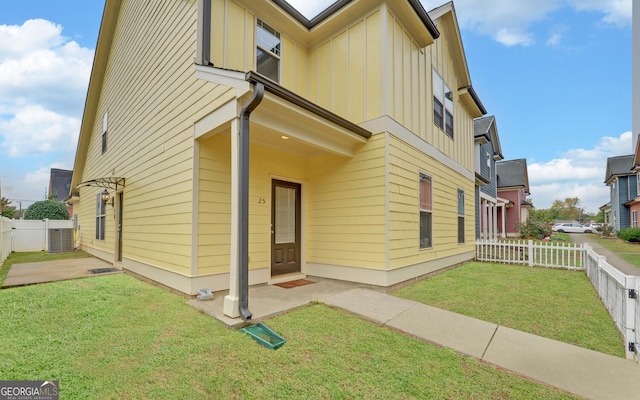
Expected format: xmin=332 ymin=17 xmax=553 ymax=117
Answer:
xmin=496 ymin=28 xmax=535 ymax=46
xmin=568 ymin=0 xmax=632 ymax=27
xmin=0 ymin=105 xmax=80 ymax=157
xmin=0 ymin=19 xmax=93 ymax=121
xmin=528 ymin=131 xmax=631 ymax=213
xmin=1 ymin=162 xmax=71 ymax=206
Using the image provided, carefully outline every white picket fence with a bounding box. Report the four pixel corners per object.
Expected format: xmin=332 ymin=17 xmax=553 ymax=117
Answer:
xmin=476 ymin=239 xmax=640 ymax=362
xmin=583 ymin=244 xmax=639 ymax=362
xmin=475 ymin=239 xmax=584 ymax=270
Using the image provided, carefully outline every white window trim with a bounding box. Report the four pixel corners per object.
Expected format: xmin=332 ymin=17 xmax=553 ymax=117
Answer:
xmin=96 ymin=193 xmax=106 ymax=241
xmin=256 ymin=19 xmax=281 ymax=82
xmin=419 ymin=171 xmax=433 ymax=249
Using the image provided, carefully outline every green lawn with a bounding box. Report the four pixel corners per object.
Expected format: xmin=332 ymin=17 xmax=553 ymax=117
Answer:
xmin=394 ymin=261 xmax=624 ymax=358
xmin=0 ymin=274 xmax=577 ymax=399
xmin=0 ymin=250 xmax=90 ymax=286
xmin=588 ymin=234 xmax=640 ymax=269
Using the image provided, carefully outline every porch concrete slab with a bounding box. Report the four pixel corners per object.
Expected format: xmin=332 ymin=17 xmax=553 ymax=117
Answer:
xmin=323 ymin=288 xmax=417 ymax=324
xmin=385 ymin=301 xmax=498 ymax=359
xmin=483 ymin=326 xmax=640 ymax=400
xmin=2 ymin=257 xmax=120 ymax=287
xmin=187 ymin=277 xmax=366 ymax=329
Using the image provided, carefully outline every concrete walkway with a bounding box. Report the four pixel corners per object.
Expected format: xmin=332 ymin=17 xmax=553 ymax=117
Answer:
xmin=2 ymin=257 xmax=121 ymax=287
xmin=569 ymin=233 xmax=640 ymax=276
xmin=325 ymin=288 xmax=640 ymax=400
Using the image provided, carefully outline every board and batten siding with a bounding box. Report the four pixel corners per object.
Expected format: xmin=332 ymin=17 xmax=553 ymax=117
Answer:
xmin=307 ymin=135 xmax=387 ymax=269
xmin=77 ymin=0 xmax=234 ymax=275
xmin=388 ymin=134 xmax=475 ymax=269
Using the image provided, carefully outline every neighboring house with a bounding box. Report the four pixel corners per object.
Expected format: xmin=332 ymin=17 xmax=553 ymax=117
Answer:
xmin=496 ymin=159 xmax=532 ymax=237
xmin=473 ymin=115 xmax=506 ymax=240
xmin=69 ymin=0 xmax=486 ymax=319
xmin=600 ymin=202 xmax=612 ymax=226
xmin=48 ymin=168 xmax=73 ymax=217
xmin=605 ymin=154 xmax=636 ymax=231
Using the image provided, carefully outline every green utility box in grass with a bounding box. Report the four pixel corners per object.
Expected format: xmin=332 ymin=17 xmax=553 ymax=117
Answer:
xmin=240 ymin=323 xmax=286 ymax=350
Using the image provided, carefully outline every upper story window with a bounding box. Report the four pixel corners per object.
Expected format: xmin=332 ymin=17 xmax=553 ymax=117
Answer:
xmin=256 ymin=19 xmax=280 ymax=83
xmin=486 ymin=152 xmax=491 ymax=177
xmin=102 ymin=111 xmax=108 ymax=154
xmin=433 ymin=69 xmax=454 ymax=138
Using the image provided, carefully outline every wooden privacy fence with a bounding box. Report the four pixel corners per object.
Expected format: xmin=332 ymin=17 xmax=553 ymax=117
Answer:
xmin=476 ymin=239 xmax=640 ymax=362
xmin=475 ymin=239 xmax=584 ymax=270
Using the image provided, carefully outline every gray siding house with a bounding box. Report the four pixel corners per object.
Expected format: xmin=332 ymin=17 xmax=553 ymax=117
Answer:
xmin=605 ymin=155 xmax=637 ymax=231
xmin=474 ymin=116 xmax=504 ymax=240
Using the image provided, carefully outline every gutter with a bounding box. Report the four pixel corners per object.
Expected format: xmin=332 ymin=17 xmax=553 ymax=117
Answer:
xmin=238 ymin=82 xmax=265 ymax=321
xmin=245 ymin=72 xmax=371 ymax=139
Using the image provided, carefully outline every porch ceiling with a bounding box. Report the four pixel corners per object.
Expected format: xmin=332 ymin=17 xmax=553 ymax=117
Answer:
xmin=249 ymin=92 xmax=367 ymax=158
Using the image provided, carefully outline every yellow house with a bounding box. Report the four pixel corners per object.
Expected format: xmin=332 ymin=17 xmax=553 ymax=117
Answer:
xmin=70 ymin=0 xmax=486 ymax=319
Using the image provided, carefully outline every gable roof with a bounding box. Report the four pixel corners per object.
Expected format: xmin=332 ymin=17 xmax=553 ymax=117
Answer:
xmin=49 ymin=168 xmax=73 ymax=201
xmin=496 ymin=158 xmax=529 ymax=193
xmin=474 ymin=115 xmax=503 ymax=160
xmin=605 ymin=154 xmax=634 ymax=184
xmin=273 ymin=0 xmax=439 ymax=39
xmin=72 ymin=0 xmax=439 ymax=190
xmin=427 ymin=2 xmax=485 ymax=117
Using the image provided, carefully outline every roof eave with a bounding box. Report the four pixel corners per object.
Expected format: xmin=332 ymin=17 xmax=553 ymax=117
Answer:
xmin=70 ymin=0 xmax=122 ymax=190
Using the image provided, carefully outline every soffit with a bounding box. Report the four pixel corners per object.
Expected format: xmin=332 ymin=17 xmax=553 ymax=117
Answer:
xmin=249 ymin=91 xmax=367 ymax=158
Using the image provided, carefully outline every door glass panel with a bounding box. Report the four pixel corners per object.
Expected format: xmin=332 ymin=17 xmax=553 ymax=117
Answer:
xmin=275 ymin=186 xmax=296 ymax=244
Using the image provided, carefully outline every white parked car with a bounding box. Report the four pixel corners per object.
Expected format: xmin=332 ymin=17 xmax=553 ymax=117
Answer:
xmin=551 ymin=223 xmax=592 ymax=233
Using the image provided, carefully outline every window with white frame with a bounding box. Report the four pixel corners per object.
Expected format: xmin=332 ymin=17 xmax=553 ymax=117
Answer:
xmin=102 ymin=111 xmax=108 ymax=154
xmin=486 ymin=152 xmax=491 ymax=178
xmin=458 ymin=189 xmax=465 ymax=243
xmin=96 ymin=193 xmax=106 ymax=240
xmin=633 ymin=210 xmax=638 ymax=228
xmin=256 ymin=19 xmax=280 ymax=83
xmin=433 ymin=69 xmax=454 ymax=138
xmin=419 ymin=172 xmax=433 ymax=249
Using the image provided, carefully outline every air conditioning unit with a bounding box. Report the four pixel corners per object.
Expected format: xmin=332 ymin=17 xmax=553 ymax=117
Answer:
xmin=48 ymin=228 xmax=74 ymax=253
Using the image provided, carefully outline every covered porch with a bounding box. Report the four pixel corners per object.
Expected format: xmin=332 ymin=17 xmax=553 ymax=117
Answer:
xmin=194 ymin=68 xmax=374 ymax=319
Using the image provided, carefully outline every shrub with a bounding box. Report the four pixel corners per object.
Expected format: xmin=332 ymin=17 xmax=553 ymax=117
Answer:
xmin=516 ymin=218 xmax=550 ymax=239
xmin=599 ymin=224 xmax=615 ymax=237
xmin=24 ymin=200 xmax=69 ymax=220
xmin=616 ymin=227 xmax=640 ymax=242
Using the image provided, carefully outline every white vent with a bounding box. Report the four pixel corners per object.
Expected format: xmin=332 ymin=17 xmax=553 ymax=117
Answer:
xmin=48 ymin=228 xmax=74 ymax=253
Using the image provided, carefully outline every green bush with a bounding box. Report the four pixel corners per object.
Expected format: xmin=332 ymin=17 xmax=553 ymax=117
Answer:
xmin=599 ymin=224 xmax=615 ymax=237
xmin=516 ymin=218 xmax=550 ymax=239
xmin=616 ymin=227 xmax=640 ymax=242
xmin=24 ymin=200 xmax=69 ymax=220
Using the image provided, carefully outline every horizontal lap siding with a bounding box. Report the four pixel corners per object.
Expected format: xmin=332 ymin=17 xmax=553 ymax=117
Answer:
xmin=307 ymin=135 xmax=386 ymax=269
xmin=389 ymin=135 xmax=475 ymax=269
xmin=77 ymin=0 xmax=234 ymax=275
xmin=198 ymin=134 xmax=309 ymax=275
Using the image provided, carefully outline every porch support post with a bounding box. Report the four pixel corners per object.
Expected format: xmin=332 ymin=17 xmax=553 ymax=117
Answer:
xmin=491 ymin=203 xmax=497 ymax=241
xmin=224 ymin=117 xmax=241 ymax=318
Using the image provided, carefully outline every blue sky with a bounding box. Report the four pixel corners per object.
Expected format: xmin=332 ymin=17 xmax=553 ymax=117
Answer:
xmin=0 ymin=0 xmax=632 ymax=214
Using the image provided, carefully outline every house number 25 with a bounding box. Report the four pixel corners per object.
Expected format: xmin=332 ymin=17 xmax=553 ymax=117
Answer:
xmin=258 ymin=197 xmax=266 ymax=204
